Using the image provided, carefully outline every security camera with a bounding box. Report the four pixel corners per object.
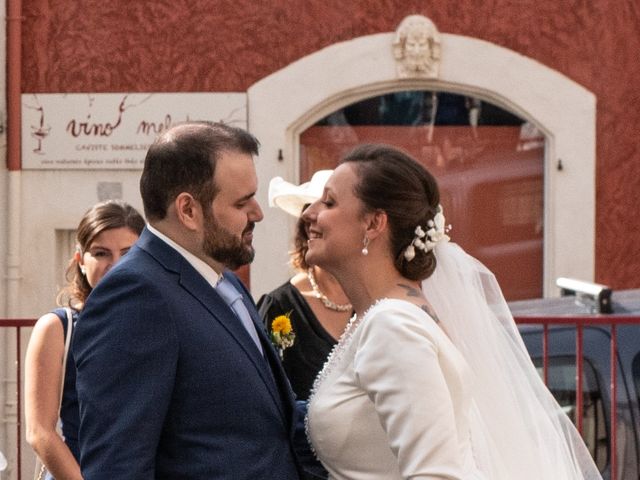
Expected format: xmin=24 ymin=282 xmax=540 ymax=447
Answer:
xmin=556 ymin=277 xmax=612 ymax=314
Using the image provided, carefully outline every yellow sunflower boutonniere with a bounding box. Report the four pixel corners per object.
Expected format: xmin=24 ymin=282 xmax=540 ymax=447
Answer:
xmin=270 ymin=311 xmax=296 ymax=359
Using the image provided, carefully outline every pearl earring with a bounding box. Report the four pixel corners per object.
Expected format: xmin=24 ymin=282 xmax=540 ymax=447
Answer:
xmin=80 ymin=266 xmax=86 ymax=275
xmin=361 ymin=236 xmax=370 ymax=256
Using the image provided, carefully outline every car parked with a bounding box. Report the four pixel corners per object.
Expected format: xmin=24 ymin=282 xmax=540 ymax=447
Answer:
xmin=510 ymin=288 xmax=640 ymax=480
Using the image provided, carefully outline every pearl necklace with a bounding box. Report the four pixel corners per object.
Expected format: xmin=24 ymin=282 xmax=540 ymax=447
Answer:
xmin=307 ymin=268 xmax=353 ymax=312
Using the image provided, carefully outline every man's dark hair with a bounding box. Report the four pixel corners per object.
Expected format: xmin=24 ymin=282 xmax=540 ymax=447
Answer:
xmin=140 ymin=121 xmax=259 ymax=221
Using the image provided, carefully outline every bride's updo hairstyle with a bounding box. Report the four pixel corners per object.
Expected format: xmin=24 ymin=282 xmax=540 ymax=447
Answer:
xmin=341 ymin=143 xmax=440 ymax=281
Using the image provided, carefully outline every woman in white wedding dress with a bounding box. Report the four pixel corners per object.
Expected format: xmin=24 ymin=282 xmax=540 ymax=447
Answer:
xmin=303 ymin=144 xmax=603 ymax=480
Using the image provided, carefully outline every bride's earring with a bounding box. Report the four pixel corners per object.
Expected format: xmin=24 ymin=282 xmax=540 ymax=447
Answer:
xmin=361 ymin=236 xmax=370 ymax=256
xmin=80 ymin=265 xmax=87 ymax=275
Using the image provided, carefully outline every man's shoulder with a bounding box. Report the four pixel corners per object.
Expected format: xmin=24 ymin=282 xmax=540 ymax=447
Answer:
xmin=94 ymin=244 xmax=172 ymax=295
xmin=109 ymin=244 xmax=159 ymax=275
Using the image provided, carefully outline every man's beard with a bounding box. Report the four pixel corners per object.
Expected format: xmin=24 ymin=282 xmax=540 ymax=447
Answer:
xmin=202 ymin=211 xmax=255 ymax=270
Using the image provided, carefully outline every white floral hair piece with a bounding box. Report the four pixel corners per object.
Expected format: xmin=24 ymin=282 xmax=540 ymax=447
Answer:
xmin=403 ymin=205 xmax=451 ymax=261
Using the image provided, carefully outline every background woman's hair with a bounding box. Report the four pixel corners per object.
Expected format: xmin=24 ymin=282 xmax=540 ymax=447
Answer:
xmin=290 ymin=211 xmax=311 ymax=271
xmin=57 ymin=200 xmax=145 ymax=309
xmin=341 ymin=143 xmax=440 ymax=281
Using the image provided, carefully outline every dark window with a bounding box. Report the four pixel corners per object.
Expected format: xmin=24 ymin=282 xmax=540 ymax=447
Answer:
xmin=316 ymin=92 xmax=524 ymax=127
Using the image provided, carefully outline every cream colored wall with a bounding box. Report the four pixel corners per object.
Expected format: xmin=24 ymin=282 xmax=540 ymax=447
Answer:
xmin=0 ymin=145 xmax=5 ymax=320
xmin=17 ymin=170 xmax=143 ymax=317
xmin=0 ymin=1 xmax=15 ymax=477
xmin=248 ymin=31 xmax=596 ymax=299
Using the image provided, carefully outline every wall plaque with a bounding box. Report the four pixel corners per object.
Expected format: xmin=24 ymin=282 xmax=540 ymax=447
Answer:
xmin=21 ymin=93 xmax=246 ymax=169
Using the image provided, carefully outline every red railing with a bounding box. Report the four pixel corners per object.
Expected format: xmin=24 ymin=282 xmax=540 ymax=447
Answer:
xmin=0 ymin=319 xmax=36 ymax=480
xmin=514 ymin=315 xmax=640 ymax=480
xmin=2 ymin=316 xmax=640 ymax=479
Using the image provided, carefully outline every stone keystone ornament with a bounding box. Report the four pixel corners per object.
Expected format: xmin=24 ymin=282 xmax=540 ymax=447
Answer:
xmin=393 ymin=15 xmax=441 ymax=79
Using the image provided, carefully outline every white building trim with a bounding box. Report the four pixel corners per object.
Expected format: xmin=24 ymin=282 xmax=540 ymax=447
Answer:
xmin=248 ymin=30 xmax=596 ymax=299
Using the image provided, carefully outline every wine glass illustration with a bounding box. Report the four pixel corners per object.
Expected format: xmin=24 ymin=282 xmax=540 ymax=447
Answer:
xmin=30 ymin=105 xmax=50 ymax=154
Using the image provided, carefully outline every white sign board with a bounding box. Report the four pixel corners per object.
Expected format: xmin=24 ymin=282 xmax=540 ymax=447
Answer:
xmin=21 ymin=93 xmax=246 ymax=169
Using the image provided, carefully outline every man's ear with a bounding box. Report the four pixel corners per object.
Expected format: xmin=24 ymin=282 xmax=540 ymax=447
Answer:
xmin=174 ymin=193 xmax=202 ymax=231
xmin=364 ymin=209 xmax=388 ymax=240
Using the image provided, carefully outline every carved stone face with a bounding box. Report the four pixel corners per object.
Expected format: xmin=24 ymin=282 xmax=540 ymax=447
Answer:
xmin=393 ymin=15 xmax=440 ymax=79
xmin=404 ymin=25 xmax=430 ymax=70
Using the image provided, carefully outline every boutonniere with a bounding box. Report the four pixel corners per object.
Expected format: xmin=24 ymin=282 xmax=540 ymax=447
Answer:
xmin=270 ymin=311 xmax=295 ymax=359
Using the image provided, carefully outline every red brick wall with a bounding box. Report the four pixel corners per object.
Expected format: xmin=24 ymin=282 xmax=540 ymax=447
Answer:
xmin=21 ymin=0 xmax=640 ymax=289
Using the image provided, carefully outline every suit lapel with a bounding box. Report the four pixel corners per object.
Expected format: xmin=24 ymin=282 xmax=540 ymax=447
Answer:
xmin=228 ymin=275 xmax=296 ymax=417
xmin=137 ymin=229 xmax=288 ymax=421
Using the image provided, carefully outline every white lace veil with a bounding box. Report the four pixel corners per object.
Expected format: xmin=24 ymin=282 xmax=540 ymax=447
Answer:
xmin=422 ymin=242 xmax=603 ymax=480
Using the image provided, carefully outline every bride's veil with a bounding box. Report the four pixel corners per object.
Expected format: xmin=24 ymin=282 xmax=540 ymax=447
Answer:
xmin=422 ymin=242 xmax=603 ymax=480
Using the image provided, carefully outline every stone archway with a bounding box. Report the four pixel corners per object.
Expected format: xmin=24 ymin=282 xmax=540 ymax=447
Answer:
xmin=248 ymin=20 xmax=595 ymax=298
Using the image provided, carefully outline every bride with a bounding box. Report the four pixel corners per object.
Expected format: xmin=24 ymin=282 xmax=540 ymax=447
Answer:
xmin=302 ymin=144 xmax=602 ymax=479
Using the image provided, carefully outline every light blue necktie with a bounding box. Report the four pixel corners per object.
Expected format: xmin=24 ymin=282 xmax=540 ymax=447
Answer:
xmin=216 ymin=276 xmax=264 ymax=355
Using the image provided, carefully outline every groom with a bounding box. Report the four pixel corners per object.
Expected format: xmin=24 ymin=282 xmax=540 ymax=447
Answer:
xmin=73 ymin=121 xmax=307 ymax=479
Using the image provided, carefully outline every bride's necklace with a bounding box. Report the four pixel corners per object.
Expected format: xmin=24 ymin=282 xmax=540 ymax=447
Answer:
xmin=307 ymin=268 xmax=353 ymax=312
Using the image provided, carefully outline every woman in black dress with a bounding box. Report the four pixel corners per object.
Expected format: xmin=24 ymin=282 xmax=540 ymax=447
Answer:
xmin=258 ymin=171 xmax=352 ymax=400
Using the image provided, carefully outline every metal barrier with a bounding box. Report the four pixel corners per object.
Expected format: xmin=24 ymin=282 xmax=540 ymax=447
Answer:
xmin=515 ymin=315 xmax=640 ymax=480
xmin=0 ymin=319 xmax=36 ymax=480
xmin=2 ymin=316 xmax=639 ymax=479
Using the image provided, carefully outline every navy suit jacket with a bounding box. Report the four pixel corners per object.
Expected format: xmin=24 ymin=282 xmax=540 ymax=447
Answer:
xmin=73 ymin=228 xmax=303 ymax=479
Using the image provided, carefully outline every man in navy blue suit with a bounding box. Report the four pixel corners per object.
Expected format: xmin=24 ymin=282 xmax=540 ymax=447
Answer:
xmin=73 ymin=121 xmax=308 ymax=479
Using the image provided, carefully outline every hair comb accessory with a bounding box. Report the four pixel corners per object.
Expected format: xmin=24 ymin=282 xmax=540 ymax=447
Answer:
xmin=404 ymin=205 xmax=450 ymax=262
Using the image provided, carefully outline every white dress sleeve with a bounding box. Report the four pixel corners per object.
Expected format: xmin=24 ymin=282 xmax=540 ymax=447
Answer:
xmin=353 ymin=302 xmax=467 ymax=480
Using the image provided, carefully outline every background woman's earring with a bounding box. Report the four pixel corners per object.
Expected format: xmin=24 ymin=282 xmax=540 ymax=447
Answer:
xmin=362 ymin=236 xmax=370 ymax=256
xmin=80 ymin=266 xmax=87 ymax=275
